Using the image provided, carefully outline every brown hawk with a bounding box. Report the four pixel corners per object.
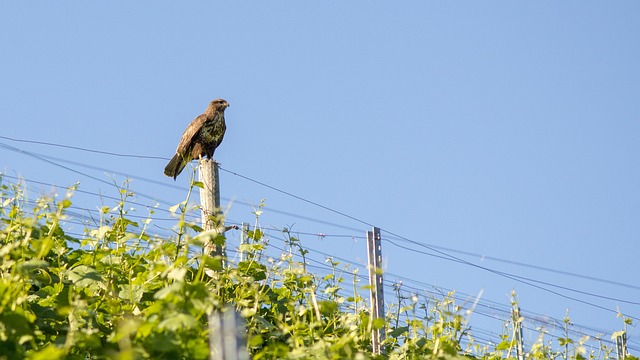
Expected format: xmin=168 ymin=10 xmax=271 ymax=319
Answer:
xmin=164 ymin=99 xmax=229 ymax=180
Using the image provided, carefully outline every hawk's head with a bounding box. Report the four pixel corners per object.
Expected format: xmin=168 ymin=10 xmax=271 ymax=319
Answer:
xmin=210 ymin=98 xmax=229 ymax=111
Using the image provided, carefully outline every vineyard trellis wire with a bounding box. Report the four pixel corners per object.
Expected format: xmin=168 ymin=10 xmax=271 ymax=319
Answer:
xmin=1 ymin=136 xmax=638 ymax=357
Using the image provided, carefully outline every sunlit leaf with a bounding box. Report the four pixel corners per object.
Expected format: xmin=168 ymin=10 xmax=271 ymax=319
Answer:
xmin=67 ymin=265 xmax=104 ymax=289
xmin=59 ymin=199 xmax=72 ymax=209
xmin=372 ymin=317 xmax=385 ymax=330
xmin=158 ymin=313 xmax=196 ymax=331
xmin=16 ymin=259 xmax=49 ymax=273
xmin=118 ymin=284 xmax=144 ymax=303
xmin=27 ymin=344 xmax=66 ymax=360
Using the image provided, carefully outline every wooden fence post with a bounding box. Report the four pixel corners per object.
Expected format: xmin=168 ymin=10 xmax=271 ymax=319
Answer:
xmin=366 ymin=226 xmax=385 ymax=355
xmin=199 ymin=159 xmax=223 ymax=258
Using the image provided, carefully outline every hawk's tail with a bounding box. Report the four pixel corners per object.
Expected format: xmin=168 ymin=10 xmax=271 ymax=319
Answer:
xmin=164 ymin=154 xmax=186 ymax=180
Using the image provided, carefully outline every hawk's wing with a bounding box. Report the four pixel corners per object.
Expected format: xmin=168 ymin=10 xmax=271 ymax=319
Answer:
xmin=175 ymin=114 xmax=208 ymax=154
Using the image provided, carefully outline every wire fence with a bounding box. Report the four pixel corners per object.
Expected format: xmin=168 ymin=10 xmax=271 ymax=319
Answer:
xmin=1 ymin=135 xmax=638 ymax=354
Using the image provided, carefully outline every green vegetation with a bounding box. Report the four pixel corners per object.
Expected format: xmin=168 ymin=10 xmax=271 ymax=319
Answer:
xmin=0 ymin=177 xmax=634 ymax=359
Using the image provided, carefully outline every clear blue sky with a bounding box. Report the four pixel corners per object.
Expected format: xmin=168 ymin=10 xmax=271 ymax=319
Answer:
xmin=2 ymin=1 xmax=639 ymax=351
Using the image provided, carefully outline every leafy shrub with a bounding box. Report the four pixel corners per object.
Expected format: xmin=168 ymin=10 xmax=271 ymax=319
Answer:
xmin=0 ymin=178 xmax=634 ymax=360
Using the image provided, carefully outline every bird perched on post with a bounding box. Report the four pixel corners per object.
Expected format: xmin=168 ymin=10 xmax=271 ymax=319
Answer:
xmin=164 ymin=99 xmax=229 ymax=180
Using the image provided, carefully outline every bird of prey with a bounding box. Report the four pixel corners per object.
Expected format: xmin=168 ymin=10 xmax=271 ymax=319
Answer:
xmin=164 ymin=99 xmax=229 ymax=180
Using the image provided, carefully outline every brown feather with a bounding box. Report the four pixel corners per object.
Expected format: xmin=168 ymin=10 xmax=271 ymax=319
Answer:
xmin=164 ymin=99 xmax=229 ymax=180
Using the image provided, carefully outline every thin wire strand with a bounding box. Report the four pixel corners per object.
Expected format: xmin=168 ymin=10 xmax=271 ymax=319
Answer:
xmin=2 ymin=137 xmax=638 ymax=324
xmin=0 ymin=135 xmax=170 ymax=160
xmin=5 ymin=177 xmax=630 ymax=351
xmin=264 ymin=230 xmax=624 ymax=348
xmin=3 ymin=136 xmax=638 ymax=293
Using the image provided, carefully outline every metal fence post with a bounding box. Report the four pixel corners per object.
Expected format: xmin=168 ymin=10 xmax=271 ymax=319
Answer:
xmin=209 ymin=307 xmax=249 ymax=360
xmin=512 ymin=304 xmax=524 ymax=360
xmin=366 ymin=226 xmax=385 ymax=355
xmin=239 ymin=222 xmax=249 ymax=262
xmin=616 ymin=332 xmax=627 ymax=360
